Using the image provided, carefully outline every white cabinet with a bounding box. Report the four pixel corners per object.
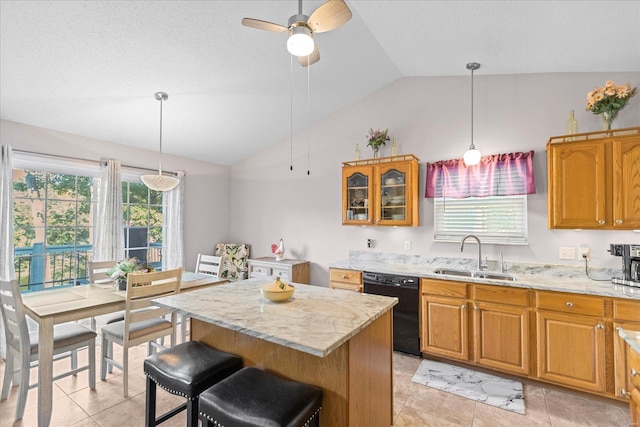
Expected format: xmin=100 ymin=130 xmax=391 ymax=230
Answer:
xmin=248 ymin=258 xmax=310 ymax=284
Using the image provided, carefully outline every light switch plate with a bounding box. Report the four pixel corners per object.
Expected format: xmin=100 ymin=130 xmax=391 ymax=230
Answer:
xmin=404 ymin=241 xmax=411 ymax=251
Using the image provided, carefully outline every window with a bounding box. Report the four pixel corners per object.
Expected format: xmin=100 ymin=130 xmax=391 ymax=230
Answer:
xmin=121 ymin=181 xmax=163 ymax=270
xmin=13 ymin=168 xmax=98 ymax=291
xmin=426 ymin=151 xmax=535 ymax=245
xmin=433 ymin=195 xmax=528 ymax=244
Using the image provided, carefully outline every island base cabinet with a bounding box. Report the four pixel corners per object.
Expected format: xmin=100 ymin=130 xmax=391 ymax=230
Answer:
xmin=536 ymin=311 xmax=606 ymax=392
xmin=631 ymin=388 xmax=640 ymax=426
xmin=191 ymin=311 xmax=393 ymax=427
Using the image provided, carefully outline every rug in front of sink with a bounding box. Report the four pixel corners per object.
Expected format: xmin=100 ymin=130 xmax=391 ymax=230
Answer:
xmin=411 ymin=359 xmax=525 ymax=414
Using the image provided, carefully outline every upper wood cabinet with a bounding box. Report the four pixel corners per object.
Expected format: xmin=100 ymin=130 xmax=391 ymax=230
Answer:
xmin=547 ymin=127 xmax=640 ymax=229
xmin=342 ymin=154 xmax=419 ymax=227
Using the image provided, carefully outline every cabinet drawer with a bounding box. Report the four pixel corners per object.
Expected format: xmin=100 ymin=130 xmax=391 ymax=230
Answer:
xmin=329 ymin=268 xmax=362 ymax=285
xmin=630 ymin=349 xmax=640 ymax=389
xmin=614 ymin=299 xmax=640 ymax=322
xmin=330 ymin=282 xmax=363 ymax=293
xmin=474 ymin=284 xmax=530 ymax=307
xmin=536 ymin=291 xmax=604 ymax=317
xmin=271 ymin=267 xmax=290 ymax=281
xmin=250 ymin=264 xmax=271 ymax=276
xmin=421 ymin=279 xmax=468 ymax=298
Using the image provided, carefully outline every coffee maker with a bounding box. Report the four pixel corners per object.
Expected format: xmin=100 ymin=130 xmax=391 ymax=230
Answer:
xmin=609 ymin=244 xmax=640 ymax=287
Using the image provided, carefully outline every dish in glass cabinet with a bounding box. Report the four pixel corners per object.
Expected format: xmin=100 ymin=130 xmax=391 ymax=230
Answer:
xmin=353 ymin=190 xmax=365 ymax=202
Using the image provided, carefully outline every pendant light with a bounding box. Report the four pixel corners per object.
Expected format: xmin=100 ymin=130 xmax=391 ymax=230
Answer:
xmin=463 ymin=62 xmax=482 ymax=166
xmin=141 ymin=92 xmax=180 ymax=192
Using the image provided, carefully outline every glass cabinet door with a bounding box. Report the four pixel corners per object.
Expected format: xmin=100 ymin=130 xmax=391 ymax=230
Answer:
xmin=378 ymin=167 xmax=408 ymax=224
xmin=344 ymin=169 xmax=371 ymax=224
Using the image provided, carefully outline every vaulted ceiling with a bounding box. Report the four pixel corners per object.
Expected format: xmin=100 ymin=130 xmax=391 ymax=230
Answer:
xmin=1 ymin=1 xmax=639 ymax=165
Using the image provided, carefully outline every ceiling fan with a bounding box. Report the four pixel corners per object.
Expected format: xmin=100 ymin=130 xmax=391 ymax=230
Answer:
xmin=242 ymin=0 xmax=352 ymax=67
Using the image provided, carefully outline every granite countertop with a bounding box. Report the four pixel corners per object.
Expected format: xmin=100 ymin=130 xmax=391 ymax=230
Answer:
xmin=151 ymin=277 xmax=398 ymax=357
xmin=618 ymin=328 xmax=640 ymax=354
xmin=329 ymin=251 xmax=640 ymax=301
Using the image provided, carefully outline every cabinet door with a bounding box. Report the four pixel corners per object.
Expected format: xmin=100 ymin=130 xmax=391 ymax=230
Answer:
xmin=615 ymin=321 xmax=640 ymax=399
xmin=342 ymin=166 xmax=373 ymax=225
xmin=536 ymin=310 xmax=606 ymax=392
xmin=631 ymin=387 xmax=640 ymax=426
xmin=548 ymin=141 xmax=607 ymax=228
xmin=473 ymin=302 xmax=530 ymax=375
xmin=375 ymin=161 xmax=419 ymax=226
xmin=612 ymin=138 xmax=640 ymax=229
xmin=421 ymin=295 xmax=469 ymax=360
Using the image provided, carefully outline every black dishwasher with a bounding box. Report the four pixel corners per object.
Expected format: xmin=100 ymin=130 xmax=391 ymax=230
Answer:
xmin=363 ymin=271 xmax=420 ymax=356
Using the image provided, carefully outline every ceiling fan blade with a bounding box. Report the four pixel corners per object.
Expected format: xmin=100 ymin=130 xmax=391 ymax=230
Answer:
xmin=241 ymin=18 xmax=287 ymax=32
xmin=307 ymin=0 xmax=352 ymax=34
xmin=298 ymin=45 xmax=320 ymax=67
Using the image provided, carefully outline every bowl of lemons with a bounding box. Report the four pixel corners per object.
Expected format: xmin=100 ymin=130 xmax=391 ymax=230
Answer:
xmin=260 ymin=278 xmax=295 ymax=302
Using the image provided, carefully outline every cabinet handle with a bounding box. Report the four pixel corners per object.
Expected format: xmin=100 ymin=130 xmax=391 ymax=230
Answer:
xmin=616 ymin=219 xmax=623 ymax=224
xmin=596 ymin=324 xmax=604 ymax=329
xmin=342 ymin=275 xmax=348 ymax=279
xmin=461 ymin=304 xmax=466 ymax=310
xmin=621 ymin=388 xmax=628 ymax=398
xmin=598 ymin=219 xmax=605 ymax=225
xmin=473 ymin=305 xmax=479 ymax=311
xmin=565 ymin=302 xmax=573 ymax=307
xmin=632 ymin=368 xmax=637 ymax=377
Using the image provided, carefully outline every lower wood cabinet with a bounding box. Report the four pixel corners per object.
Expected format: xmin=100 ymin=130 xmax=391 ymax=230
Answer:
xmin=473 ymin=284 xmax=531 ymax=375
xmin=329 ymin=268 xmax=363 ymax=292
xmin=421 ymin=278 xmax=640 ymax=401
xmin=536 ymin=291 xmax=607 ymax=393
xmin=628 ymin=348 xmax=640 ymax=424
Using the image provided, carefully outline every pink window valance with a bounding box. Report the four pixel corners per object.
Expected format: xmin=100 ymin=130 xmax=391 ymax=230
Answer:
xmin=425 ymin=151 xmax=536 ymax=199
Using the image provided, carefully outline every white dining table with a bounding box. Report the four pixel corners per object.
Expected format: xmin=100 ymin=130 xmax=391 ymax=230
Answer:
xmin=20 ymin=273 xmax=227 ymax=427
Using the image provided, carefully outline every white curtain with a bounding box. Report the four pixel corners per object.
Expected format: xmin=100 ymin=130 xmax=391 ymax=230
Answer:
xmin=1 ymin=145 xmax=15 ymax=358
xmin=162 ymin=171 xmax=184 ymax=270
xmin=94 ymin=160 xmax=124 ymax=261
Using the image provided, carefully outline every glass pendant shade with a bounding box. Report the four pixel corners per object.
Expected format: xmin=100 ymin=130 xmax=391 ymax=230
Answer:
xmin=287 ymin=26 xmax=314 ymax=56
xmin=141 ymin=174 xmax=179 ymax=192
xmin=142 ymin=91 xmax=180 ymax=192
xmin=463 ymin=146 xmax=481 ymax=165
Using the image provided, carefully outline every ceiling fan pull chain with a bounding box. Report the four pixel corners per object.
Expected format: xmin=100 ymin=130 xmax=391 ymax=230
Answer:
xmin=290 ymin=53 xmax=294 ymax=171
xmin=307 ymin=57 xmax=311 ymax=176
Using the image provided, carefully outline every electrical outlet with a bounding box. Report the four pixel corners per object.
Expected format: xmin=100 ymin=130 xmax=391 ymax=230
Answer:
xmin=559 ymin=247 xmax=576 ymax=260
xmin=367 ymin=239 xmax=373 ymax=248
xmin=579 ymin=246 xmax=591 ymax=261
xmin=404 ymin=241 xmax=411 ymax=251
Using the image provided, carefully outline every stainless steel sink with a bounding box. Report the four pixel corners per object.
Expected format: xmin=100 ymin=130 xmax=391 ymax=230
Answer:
xmin=472 ymin=271 xmax=518 ymax=281
xmin=433 ymin=268 xmax=473 ymax=277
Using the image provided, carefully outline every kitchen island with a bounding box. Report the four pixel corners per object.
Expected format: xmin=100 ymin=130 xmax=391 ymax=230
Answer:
xmin=151 ymin=277 xmax=398 ymax=427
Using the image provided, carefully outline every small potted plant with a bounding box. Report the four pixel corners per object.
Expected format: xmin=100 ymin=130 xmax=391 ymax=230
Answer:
xmin=366 ymin=128 xmax=391 ymax=158
xmin=107 ymin=258 xmax=155 ymax=290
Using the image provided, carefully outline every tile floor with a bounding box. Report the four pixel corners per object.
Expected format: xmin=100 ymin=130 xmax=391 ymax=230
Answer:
xmin=0 ymin=344 xmax=633 ymax=426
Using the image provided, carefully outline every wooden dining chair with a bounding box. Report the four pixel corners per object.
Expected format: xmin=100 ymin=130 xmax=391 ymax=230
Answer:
xmin=0 ymin=279 xmax=97 ymax=421
xmin=195 ymin=254 xmax=223 ymax=278
xmin=100 ymin=267 xmax=182 ymax=397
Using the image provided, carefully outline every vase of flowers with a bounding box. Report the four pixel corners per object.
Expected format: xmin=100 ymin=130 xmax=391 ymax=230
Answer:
xmin=366 ymin=128 xmax=390 ymax=158
xmin=106 ymin=258 xmax=154 ymax=290
xmin=586 ymin=80 xmax=637 ymax=131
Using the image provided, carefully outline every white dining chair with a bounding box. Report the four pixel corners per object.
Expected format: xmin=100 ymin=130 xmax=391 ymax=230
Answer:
xmin=195 ymin=254 xmax=223 ymax=278
xmin=100 ymin=267 xmax=182 ymax=397
xmin=0 ymin=279 xmax=97 ymax=421
xmin=178 ymin=254 xmax=224 ymax=342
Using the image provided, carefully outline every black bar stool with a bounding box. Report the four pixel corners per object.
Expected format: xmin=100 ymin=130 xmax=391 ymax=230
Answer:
xmin=199 ymin=367 xmax=323 ymax=427
xmin=143 ymin=341 xmax=243 ymax=427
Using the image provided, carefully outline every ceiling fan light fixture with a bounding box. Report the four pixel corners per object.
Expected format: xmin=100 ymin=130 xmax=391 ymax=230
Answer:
xmin=287 ymin=25 xmax=314 ymax=56
xmin=141 ymin=91 xmax=180 ymax=192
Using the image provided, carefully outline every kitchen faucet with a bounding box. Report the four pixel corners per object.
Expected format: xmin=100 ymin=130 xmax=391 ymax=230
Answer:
xmin=461 ymin=234 xmax=488 ymax=271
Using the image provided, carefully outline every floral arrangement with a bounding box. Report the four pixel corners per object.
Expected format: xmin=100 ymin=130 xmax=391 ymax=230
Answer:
xmin=585 ymin=80 xmax=637 ymax=118
xmin=106 ymin=258 xmax=154 ymax=288
xmin=366 ymin=128 xmax=391 ymax=151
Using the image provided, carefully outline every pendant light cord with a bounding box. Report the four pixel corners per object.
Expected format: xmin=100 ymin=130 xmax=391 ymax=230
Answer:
xmin=158 ymin=95 xmax=164 ymax=175
xmin=290 ymin=54 xmax=294 ymax=171
xmin=470 ymin=66 xmax=474 ymax=150
xmin=307 ymin=55 xmax=310 ymax=175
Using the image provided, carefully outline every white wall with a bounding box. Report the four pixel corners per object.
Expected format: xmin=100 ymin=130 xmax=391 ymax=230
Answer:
xmin=0 ymin=119 xmax=231 ymax=270
xmin=229 ymin=72 xmax=640 ymax=285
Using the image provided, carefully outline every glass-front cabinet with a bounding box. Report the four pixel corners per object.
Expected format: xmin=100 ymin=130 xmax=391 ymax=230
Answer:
xmin=342 ymin=154 xmax=419 ymax=226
